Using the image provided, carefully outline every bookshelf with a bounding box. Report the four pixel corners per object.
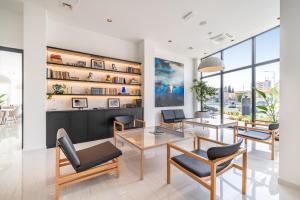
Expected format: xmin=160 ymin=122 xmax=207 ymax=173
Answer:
xmin=46 ymin=46 xmax=143 ymax=109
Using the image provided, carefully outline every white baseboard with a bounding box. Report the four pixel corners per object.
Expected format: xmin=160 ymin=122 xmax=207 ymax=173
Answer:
xmin=278 ymin=178 xmax=300 ymax=190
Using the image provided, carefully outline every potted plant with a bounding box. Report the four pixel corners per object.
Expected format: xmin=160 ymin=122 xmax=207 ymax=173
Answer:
xmin=0 ymin=94 xmax=6 ymax=109
xmin=191 ymin=80 xmax=217 ymax=118
xmin=256 ymin=88 xmax=279 ymax=123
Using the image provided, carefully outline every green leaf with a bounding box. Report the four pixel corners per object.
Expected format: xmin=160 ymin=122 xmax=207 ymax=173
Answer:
xmin=256 ymin=105 xmax=268 ymax=111
xmin=256 ymin=89 xmax=267 ymax=99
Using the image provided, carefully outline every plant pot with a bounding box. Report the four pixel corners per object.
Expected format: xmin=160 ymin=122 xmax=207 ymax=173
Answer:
xmin=194 ymin=111 xmax=210 ymax=118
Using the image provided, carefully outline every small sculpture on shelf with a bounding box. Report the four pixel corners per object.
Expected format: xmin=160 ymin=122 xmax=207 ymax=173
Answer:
xmin=52 ymin=84 xmax=66 ymax=94
xmin=112 ymin=64 xmax=117 ymax=71
xmin=105 ymin=75 xmax=112 ymax=82
xmin=87 ymin=72 xmax=94 ymax=80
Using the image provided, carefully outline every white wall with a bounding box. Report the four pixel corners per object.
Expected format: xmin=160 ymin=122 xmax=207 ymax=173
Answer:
xmin=0 ymin=9 xmax=23 ymax=49
xmin=23 ymin=0 xmax=46 ymax=150
xmin=279 ymin=0 xmax=300 ymax=188
xmin=140 ymin=40 xmax=195 ymax=126
xmin=47 ymin=19 xmax=140 ymax=62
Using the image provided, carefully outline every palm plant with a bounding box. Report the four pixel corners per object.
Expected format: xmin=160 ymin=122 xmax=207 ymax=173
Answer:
xmin=191 ymin=80 xmax=217 ymax=111
xmin=256 ymin=87 xmax=279 ymax=123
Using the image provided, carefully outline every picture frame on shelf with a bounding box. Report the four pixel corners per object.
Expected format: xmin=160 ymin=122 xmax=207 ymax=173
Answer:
xmin=107 ymin=98 xmax=120 ymax=108
xmin=72 ymin=98 xmax=88 ymax=109
xmin=91 ymin=59 xmax=105 ymax=69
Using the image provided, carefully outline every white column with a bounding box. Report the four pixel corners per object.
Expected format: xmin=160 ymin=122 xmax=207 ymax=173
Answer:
xmin=192 ymin=58 xmax=201 ymax=113
xmin=23 ymin=0 xmax=46 ymax=150
xmin=279 ymin=0 xmax=300 ymax=188
xmin=139 ymin=40 xmax=155 ymax=126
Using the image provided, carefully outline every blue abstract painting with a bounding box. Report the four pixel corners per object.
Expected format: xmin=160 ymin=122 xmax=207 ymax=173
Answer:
xmin=155 ymin=58 xmax=184 ymax=107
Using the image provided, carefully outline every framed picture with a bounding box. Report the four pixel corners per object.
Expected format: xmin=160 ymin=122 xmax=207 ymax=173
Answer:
xmin=72 ymin=98 xmax=88 ymax=108
xmin=108 ymin=98 xmax=120 ymax=108
xmin=91 ymin=59 xmax=105 ymax=69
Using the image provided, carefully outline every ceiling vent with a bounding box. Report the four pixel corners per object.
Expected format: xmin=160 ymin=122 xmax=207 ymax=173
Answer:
xmin=60 ymin=0 xmax=79 ymax=10
xmin=210 ymin=33 xmax=234 ymax=44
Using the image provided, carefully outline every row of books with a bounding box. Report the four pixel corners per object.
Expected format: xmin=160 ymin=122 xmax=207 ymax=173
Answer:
xmin=91 ymin=88 xmax=119 ymax=95
xmin=47 ymin=69 xmax=70 ymax=79
xmin=112 ymin=77 xmax=126 ymax=84
xmin=127 ymin=67 xmax=141 ymax=74
xmin=91 ymin=88 xmax=141 ymax=95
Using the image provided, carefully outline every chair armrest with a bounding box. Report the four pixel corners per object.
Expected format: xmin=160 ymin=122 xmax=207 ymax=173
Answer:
xmin=235 ymin=125 xmax=274 ymax=134
xmin=167 ymin=143 xmax=211 ymax=165
xmin=134 ymin=119 xmax=146 ymax=127
xmin=113 ymin=121 xmax=124 ymax=131
xmin=213 ymin=148 xmax=247 ymax=166
xmin=255 ymin=119 xmax=272 ymax=124
xmin=196 ymin=135 xmax=227 ymax=146
xmin=245 ymin=122 xmax=269 ymax=127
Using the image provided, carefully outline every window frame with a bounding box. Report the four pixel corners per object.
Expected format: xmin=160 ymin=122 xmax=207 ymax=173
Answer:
xmin=200 ymin=26 xmax=280 ymax=122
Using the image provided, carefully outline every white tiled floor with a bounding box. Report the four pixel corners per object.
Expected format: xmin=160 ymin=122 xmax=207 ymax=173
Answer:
xmin=1 ymin=124 xmax=300 ymax=200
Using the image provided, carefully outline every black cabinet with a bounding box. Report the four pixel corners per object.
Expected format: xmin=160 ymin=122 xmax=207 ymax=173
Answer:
xmin=46 ymin=108 xmax=143 ymax=148
xmin=87 ymin=111 xmax=108 ymax=140
xmin=46 ymin=112 xmax=70 ymax=148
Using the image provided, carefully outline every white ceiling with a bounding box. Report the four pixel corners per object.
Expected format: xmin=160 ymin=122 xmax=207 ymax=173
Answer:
xmin=4 ymin=0 xmax=280 ymax=59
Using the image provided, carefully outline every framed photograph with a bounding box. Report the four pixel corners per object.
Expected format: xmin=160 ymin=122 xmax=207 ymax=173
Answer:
xmin=72 ymin=98 xmax=88 ymax=108
xmin=91 ymin=59 xmax=105 ymax=69
xmin=108 ymin=98 xmax=120 ymax=108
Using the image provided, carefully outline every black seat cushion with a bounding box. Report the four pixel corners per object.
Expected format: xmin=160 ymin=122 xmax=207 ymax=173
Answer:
xmin=114 ymin=115 xmax=135 ymax=130
xmin=269 ymin=123 xmax=279 ymax=130
xmin=238 ymin=130 xmax=271 ymax=140
xmin=162 ymin=110 xmax=176 ymax=123
xmin=76 ymin=141 xmax=122 ymax=172
xmin=174 ymin=109 xmax=186 ymax=120
xmin=57 ymin=128 xmax=81 ymax=170
xmin=172 ymin=149 xmax=229 ymax=177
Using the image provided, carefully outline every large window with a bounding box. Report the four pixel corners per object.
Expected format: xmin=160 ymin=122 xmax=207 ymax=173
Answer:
xmin=202 ymin=75 xmax=221 ymax=117
xmin=201 ymin=27 xmax=280 ymax=122
xmin=223 ymin=40 xmax=252 ymax=71
xmin=223 ymin=69 xmax=252 ymax=122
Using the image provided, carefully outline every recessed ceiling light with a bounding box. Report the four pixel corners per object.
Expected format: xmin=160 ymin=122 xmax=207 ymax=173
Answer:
xmin=204 ymin=52 xmax=207 ymax=55
xmin=106 ymin=18 xmax=113 ymax=23
xmin=188 ymin=47 xmax=194 ymax=50
xmin=231 ymin=39 xmax=235 ymax=42
xmin=168 ymin=40 xmax=172 ymax=43
xmin=277 ymin=17 xmax=280 ymax=20
xmin=208 ymin=32 xmax=213 ymax=35
xmin=199 ymin=21 xmax=207 ymax=26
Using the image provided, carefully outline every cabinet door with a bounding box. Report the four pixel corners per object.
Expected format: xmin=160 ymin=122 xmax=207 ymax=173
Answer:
xmin=69 ymin=111 xmax=87 ymax=143
xmin=46 ymin=112 xmax=70 ymax=148
xmin=87 ymin=110 xmax=108 ymax=140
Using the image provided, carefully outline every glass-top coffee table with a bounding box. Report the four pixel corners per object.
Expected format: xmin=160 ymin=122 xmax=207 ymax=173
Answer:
xmin=183 ymin=118 xmax=238 ymax=141
xmin=115 ymin=126 xmax=193 ymax=180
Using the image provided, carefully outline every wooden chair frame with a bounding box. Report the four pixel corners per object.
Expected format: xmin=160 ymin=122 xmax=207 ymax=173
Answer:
xmin=55 ymin=145 xmax=120 ymax=200
xmin=167 ymin=136 xmax=247 ymax=200
xmin=160 ymin=114 xmax=183 ymax=129
xmin=234 ymin=122 xmax=278 ymax=160
xmin=113 ymin=118 xmax=146 ymax=145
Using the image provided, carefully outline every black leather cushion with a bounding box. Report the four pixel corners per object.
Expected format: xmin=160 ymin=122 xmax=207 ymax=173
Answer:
xmin=172 ymin=149 xmax=229 ymax=177
xmin=207 ymin=140 xmax=243 ymax=160
xmin=162 ymin=110 xmax=176 ymax=123
xmin=238 ymin=130 xmax=271 ymax=140
xmin=57 ymin=128 xmax=81 ymax=170
xmin=114 ymin=115 xmax=134 ymax=130
xmin=76 ymin=141 xmax=122 ymax=172
xmin=269 ymin=123 xmax=279 ymax=130
xmin=174 ymin=109 xmax=186 ymax=120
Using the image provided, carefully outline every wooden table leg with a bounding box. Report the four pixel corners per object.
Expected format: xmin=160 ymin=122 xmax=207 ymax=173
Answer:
xmin=140 ymin=149 xmax=144 ymax=180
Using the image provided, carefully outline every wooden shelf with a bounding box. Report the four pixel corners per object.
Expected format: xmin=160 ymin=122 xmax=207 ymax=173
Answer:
xmin=47 ymin=46 xmax=142 ymax=65
xmin=47 ymin=62 xmax=142 ymax=76
xmin=47 ymin=93 xmax=142 ymax=97
xmin=47 ymin=78 xmax=142 ymax=86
